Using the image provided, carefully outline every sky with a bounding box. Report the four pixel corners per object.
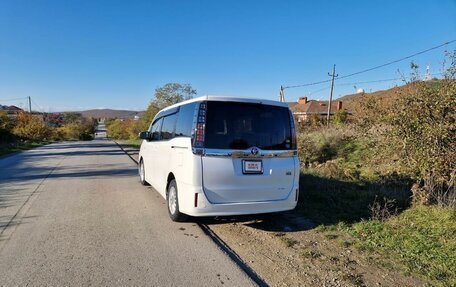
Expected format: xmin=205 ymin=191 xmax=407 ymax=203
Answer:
xmin=0 ymin=0 xmax=455 ymax=112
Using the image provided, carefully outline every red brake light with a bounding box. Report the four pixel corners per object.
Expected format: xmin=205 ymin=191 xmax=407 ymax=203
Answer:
xmin=193 ymin=102 xmax=207 ymax=147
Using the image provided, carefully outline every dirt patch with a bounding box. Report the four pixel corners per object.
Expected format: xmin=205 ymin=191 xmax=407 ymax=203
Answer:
xmin=204 ymin=213 xmax=427 ymax=287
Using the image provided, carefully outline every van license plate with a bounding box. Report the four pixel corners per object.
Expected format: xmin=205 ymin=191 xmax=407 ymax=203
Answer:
xmin=243 ymin=160 xmax=263 ymax=174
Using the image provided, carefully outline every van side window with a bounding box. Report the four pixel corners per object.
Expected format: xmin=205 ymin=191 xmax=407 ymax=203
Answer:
xmin=150 ymin=118 xmax=163 ymax=140
xmin=175 ymin=102 xmax=196 ymax=137
xmin=161 ymin=113 xmax=178 ymax=140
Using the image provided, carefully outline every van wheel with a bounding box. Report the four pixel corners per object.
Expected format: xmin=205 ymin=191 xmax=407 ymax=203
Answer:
xmin=139 ymin=159 xmax=149 ymax=186
xmin=167 ymin=179 xmax=187 ymax=222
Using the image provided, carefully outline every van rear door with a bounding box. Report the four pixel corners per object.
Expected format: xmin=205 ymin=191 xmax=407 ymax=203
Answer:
xmin=199 ymin=101 xmax=297 ymax=204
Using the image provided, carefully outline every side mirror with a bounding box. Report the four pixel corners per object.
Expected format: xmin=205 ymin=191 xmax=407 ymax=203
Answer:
xmin=139 ymin=131 xmax=151 ymax=140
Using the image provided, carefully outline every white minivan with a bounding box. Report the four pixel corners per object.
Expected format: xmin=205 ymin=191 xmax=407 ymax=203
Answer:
xmin=138 ymin=96 xmax=299 ymax=221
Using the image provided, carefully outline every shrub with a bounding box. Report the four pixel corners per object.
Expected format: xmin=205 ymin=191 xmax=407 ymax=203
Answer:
xmin=333 ymin=109 xmax=348 ymax=125
xmin=106 ymin=119 xmax=129 ymax=140
xmin=12 ymin=113 xmax=51 ymax=141
xmin=388 ymin=80 xmax=455 ymax=187
xmin=0 ymin=111 xmax=15 ymax=142
xmin=55 ymin=115 xmax=96 ymax=140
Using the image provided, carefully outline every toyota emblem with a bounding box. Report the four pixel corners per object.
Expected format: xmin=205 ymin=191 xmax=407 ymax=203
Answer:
xmin=250 ymin=147 xmax=259 ymax=155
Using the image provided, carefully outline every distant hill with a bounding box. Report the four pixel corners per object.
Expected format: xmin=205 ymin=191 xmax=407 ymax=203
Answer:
xmin=77 ymin=109 xmax=144 ymax=119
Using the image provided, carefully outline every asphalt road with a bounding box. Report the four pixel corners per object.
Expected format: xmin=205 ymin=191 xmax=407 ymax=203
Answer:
xmin=0 ymin=127 xmax=255 ymax=286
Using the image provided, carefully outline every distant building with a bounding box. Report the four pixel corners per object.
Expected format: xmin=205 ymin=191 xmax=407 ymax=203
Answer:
xmin=0 ymin=105 xmax=24 ymax=116
xmin=290 ymin=97 xmax=349 ymax=123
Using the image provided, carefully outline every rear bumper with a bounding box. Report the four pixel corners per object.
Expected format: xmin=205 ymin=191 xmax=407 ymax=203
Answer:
xmin=179 ymin=184 xmax=298 ymax=217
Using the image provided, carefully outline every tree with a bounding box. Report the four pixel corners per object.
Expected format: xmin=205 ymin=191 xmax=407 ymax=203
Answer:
xmin=139 ymin=82 xmax=197 ymax=132
xmin=151 ymin=83 xmax=196 ymax=110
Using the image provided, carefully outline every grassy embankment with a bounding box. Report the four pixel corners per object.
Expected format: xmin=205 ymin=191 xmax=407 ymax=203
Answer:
xmin=296 ymin=125 xmax=455 ymax=286
xmin=0 ymin=140 xmax=52 ymax=156
xmin=114 ymin=139 xmax=142 ymax=149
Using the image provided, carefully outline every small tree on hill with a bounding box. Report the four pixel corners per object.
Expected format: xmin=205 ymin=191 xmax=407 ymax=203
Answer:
xmin=139 ymin=82 xmax=197 ymax=132
xmin=151 ymin=83 xmax=196 ymax=110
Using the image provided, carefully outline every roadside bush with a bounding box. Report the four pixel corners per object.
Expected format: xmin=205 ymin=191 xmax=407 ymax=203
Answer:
xmin=106 ymin=119 xmax=129 ymax=140
xmin=0 ymin=111 xmax=15 ymax=143
xmin=106 ymin=118 xmax=148 ymax=140
xmin=12 ymin=112 xmax=51 ymax=141
xmin=333 ymin=109 xmax=348 ymax=125
xmin=388 ymin=79 xmax=455 ymax=197
xmin=55 ymin=115 xmax=96 ymax=141
xmin=125 ymin=119 xmax=146 ymax=140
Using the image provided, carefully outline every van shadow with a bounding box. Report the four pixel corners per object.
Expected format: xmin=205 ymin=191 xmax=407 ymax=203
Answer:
xmin=198 ymin=172 xmax=413 ymax=233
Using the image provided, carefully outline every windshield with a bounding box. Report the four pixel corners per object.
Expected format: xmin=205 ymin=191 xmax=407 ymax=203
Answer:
xmin=204 ymin=101 xmax=293 ymax=150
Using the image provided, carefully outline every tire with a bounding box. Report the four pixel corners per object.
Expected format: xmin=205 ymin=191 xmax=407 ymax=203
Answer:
xmin=139 ymin=159 xmax=149 ymax=186
xmin=167 ymin=179 xmax=187 ymax=222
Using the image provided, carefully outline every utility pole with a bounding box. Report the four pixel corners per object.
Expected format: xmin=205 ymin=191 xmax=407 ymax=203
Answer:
xmin=279 ymin=85 xmax=285 ymax=102
xmin=326 ymin=64 xmax=338 ymax=127
xmin=28 ymin=96 xmax=32 ymax=113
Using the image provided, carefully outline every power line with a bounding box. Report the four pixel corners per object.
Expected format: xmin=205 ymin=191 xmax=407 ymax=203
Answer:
xmin=337 ymin=77 xmax=400 ymax=86
xmin=0 ymin=96 xmax=29 ymax=103
xmin=337 ymin=41 xmax=454 ymax=80
xmin=284 ymin=79 xmax=331 ymax=89
xmin=31 ymin=98 xmax=45 ymax=113
xmin=308 ymin=86 xmax=329 ymax=95
xmin=293 ymin=72 xmax=445 ymax=101
xmin=283 ymin=39 xmax=455 ymax=90
xmin=336 ymin=72 xmax=444 ymax=87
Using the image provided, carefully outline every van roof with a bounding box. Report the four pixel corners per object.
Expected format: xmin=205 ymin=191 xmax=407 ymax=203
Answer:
xmin=160 ymin=96 xmax=289 ymax=112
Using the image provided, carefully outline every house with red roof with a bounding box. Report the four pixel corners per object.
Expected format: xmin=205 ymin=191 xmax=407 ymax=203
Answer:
xmin=290 ymin=97 xmax=350 ymax=123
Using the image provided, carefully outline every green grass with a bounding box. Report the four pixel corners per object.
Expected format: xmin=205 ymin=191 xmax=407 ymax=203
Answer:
xmin=0 ymin=140 xmax=51 ymax=156
xmin=319 ymin=207 xmax=456 ymax=286
xmin=115 ymin=138 xmax=142 ymax=149
xmin=297 ymin=167 xmax=455 ymax=285
xmin=296 ymin=171 xmax=411 ymax=225
xmin=348 ymin=207 xmax=456 ymax=286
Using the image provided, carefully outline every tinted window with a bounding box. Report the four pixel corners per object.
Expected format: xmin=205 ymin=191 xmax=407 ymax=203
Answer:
xmin=161 ymin=113 xmax=177 ymax=140
xmin=204 ymin=101 xmax=292 ymax=150
xmin=175 ymin=103 xmax=197 ymax=137
xmin=150 ymin=117 xmax=163 ymax=140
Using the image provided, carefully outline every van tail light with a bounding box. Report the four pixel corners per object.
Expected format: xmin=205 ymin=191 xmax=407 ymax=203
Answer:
xmin=193 ymin=102 xmax=207 ymax=148
xmin=194 ymin=193 xmax=199 ymax=207
xmin=289 ymin=110 xmax=297 ymax=149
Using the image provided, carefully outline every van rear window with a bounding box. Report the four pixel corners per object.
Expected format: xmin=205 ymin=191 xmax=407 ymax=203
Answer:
xmin=204 ymin=101 xmax=293 ymax=150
